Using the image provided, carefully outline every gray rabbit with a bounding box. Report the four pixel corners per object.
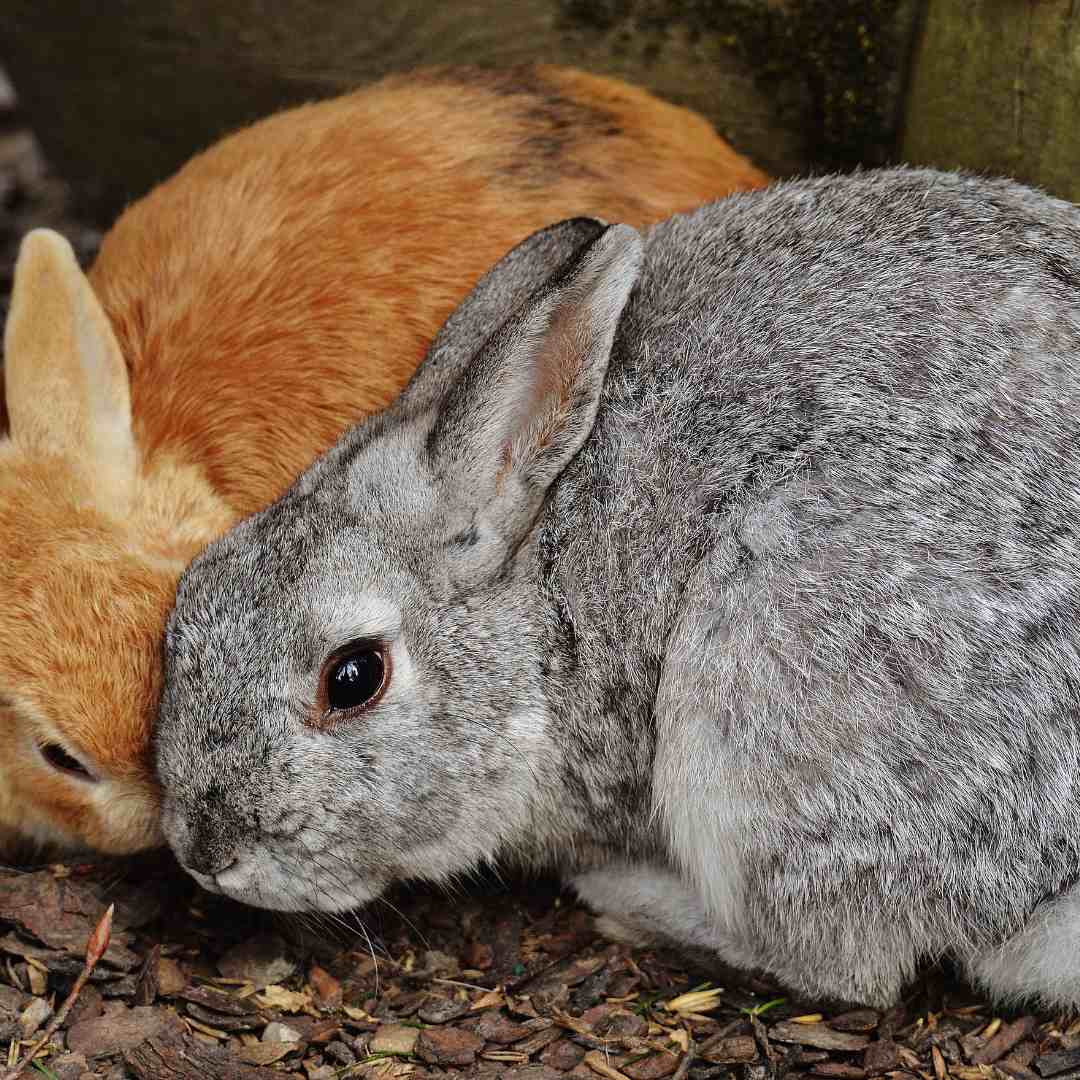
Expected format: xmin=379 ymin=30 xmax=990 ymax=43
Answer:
xmin=155 ymin=167 xmax=1080 ymax=1008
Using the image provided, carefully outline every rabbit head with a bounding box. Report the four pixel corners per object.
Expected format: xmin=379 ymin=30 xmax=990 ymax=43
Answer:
xmin=156 ymin=218 xmax=643 ymax=910
xmin=0 ymin=230 xmax=230 ymax=856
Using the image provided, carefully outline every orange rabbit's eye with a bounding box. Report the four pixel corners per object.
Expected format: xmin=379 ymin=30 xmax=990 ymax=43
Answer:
xmin=38 ymin=742 xmax=97 ymax=782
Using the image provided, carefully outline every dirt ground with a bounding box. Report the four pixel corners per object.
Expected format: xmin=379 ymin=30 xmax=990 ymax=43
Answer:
xmin=2 ymin=69 xmax=1079 ymax=1080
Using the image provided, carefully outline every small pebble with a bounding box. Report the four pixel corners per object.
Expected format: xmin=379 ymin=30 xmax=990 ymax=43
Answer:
xmin=540 ymin=1038 xmax=586 ymax=1071
xmin=325 ymin=1039 xmax=357 ymax=1066
xmin=418 ymin=995 xmax=470 ymax=1024
xmin=263 ymin=1020 xmax=303 ymax=1043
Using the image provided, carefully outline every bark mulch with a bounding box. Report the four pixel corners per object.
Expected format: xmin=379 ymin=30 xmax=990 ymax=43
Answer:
xmin=2 ymin=65 xmax=1077 ymax=1080
xmin=0 ymin=856 xmax=1076 ymax=1080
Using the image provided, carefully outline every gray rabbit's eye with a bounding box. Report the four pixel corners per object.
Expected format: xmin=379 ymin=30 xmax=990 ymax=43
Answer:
xmin=39 ymin=742 xmax=97 ymax=782
xmin=323 ymin=643 xmax=389 ymax=715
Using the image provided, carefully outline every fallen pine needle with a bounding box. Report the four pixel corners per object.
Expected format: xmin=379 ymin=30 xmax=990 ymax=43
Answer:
xmin=2 ymin=903 xmax=114 ymax=1080
xmin=432 ymin=977 xmax=495 ymax=993
xmin=584 ymin=1050 xmax=632 ymax=1080
xmin=664 ymin=988 xmax=724 ymax=1015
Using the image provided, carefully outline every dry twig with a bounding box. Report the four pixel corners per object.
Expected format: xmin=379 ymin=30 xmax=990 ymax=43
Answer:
xmin=2 ymin=903 xmax=114 ymax=1080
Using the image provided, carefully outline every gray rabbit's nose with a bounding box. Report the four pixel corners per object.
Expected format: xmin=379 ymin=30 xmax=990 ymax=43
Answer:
xmin=184 ymin=846 xmax=239 ymax=878
xmin=161 ymin=793 xmax=242 ymax=880
xmin=174 ymin=818 xmax=238 ymax=878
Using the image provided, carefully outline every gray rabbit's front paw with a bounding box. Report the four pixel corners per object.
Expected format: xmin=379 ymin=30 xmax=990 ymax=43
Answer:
xmin=572 ymin=861 xmax=760 ymax=970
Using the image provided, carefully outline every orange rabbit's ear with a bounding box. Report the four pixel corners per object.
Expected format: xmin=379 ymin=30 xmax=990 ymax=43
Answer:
xmin=3 ymin=229 xmax=136 ymax=507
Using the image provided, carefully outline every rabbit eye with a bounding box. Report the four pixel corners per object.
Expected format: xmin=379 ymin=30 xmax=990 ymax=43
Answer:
xmin=39 ymin=742 xmax=96 ymax=781
xmin=324 ymin=644 xmax=388 ymax=714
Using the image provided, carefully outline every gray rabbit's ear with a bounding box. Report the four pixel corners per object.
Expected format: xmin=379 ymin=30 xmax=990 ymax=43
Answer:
xmin=400 ymin=217 xmax=613 ymax=414
xmin=430 ymin=222 xmax=643 ymax=551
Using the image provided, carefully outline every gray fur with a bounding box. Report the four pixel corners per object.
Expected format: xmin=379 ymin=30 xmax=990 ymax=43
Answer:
xmin=156 ymin=167 xmax=1080 ymax=1008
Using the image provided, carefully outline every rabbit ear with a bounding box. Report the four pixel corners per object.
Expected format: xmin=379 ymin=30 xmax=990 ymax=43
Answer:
xmin=400 ymin=217 xmax=614 ymax=415
xmin=4 ymin=229 xmax=136 ymax=506
xmin=430 ymin=222 xmax=643 ymax=549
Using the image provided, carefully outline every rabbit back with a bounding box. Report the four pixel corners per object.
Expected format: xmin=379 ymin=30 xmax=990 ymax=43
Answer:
xmin=537 ymin=168 xmax=1080 ymax=1004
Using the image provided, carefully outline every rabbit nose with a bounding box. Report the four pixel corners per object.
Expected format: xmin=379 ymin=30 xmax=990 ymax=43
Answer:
xmin=175 ymin=811 xmax=241 ymax=879
xmin=183 ymin=845 xmax=238 ymax=878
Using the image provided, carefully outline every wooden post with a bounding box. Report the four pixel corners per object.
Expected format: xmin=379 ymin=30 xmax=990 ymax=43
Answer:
xmin=902 ymin=0 xmax=1080 ymax=202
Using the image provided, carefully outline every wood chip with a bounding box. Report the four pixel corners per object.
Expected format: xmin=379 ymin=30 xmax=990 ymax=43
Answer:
xmin=157 ymin=958 xmax=188 ymax=997
xmin=308 ymin=966 xmax=342 ymax=1010
xmin=416 ymin=1025 xmax=483 ymax=1066
xmin=770 ymin=1021 xmax=872 ymax=1052
xmin=864 ymin=1040 xmax=901 ymax=1077
xmin=185 ymin=1016 xmax=230 ymax=1040
xmin=1035 ymin=1049 xmax=1080 ymax=1078
xmin=25 ymin=967 xmax=46 ymax=998
xmin=812 ymin=1064 xmax=868 ymax=1079
xmin=133 ymin=945 xmax=161 ymax=1007
xmin=623 ymin=1051 xmax=680 ymax=1079
xmin=831 ymin=1011 xmax=882 ymax=1034
xmin=185 ymin=1003 xmax=261 ymax=1033
xmin=471 ymin=990 xmax=507 ymax=1011
xmin=370 ymin=1024 xmax=420 ymax=1056
xmin=67 ymin=1006 xmax=179 ymax=1057
xmin=236 ymin=1041 xmax=302 ymax=1065
xmin=668 ymin=1029 xmax=689 ymax=1053
xmin=180 ymin=986 xmax=258 ymax=1018
xmin=125 ymin=1024 xmax=281 ymax=1079
xmin=699 ymin=1035 xmax=758 ymax=1065
xmin=972 ymin=1019 xmax=1038 ymax=1067
xmin=254 ymin=985 xmax=310 ymax=1013
xmin=933 ymin=1045 xmax=948 ymax=1080
xmin=515 ymin=1027 xmax=564 ymax=1056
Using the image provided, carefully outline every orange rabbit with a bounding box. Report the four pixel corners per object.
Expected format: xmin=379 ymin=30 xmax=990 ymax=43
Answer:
xmin=0 ymin=65 xmax=768 ymax=858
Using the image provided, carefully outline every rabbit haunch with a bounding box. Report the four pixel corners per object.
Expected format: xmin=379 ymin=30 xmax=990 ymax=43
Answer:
xmin=158 ymin=168 xmax=1080 ymax=1009
xmin=0 ymin=64 xmax=767 ymax=858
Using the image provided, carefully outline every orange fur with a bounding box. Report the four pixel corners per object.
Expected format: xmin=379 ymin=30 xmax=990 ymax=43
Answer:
xmin=0 ymin=65 xmax=768 ymax=857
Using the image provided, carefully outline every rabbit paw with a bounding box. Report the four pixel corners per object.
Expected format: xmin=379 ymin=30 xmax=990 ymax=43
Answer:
xmin=593 ymin=913 xmax=660 ymax=947
xmin=571 ymin=860 xmax=757 ymax=966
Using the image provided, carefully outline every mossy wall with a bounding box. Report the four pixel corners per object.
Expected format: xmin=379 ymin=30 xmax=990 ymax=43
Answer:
xmin=0 ymin=0 xmax=922 ymax=223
